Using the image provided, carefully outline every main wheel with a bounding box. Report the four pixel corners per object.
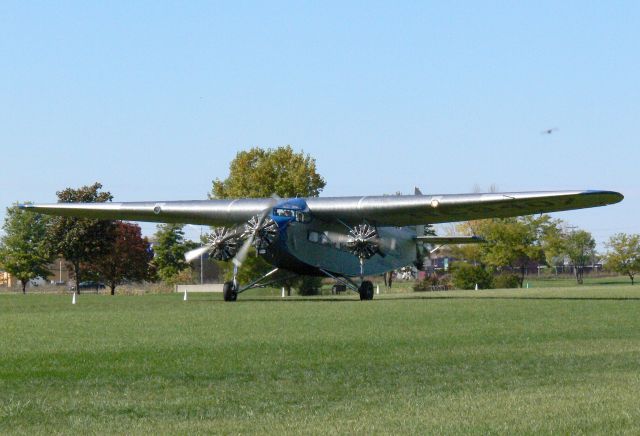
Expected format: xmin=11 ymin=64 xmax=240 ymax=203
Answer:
xmin=223 ymin=281 xmax=238 ymax=302
xmin=359 ymin=280 xmax=374 ymax=301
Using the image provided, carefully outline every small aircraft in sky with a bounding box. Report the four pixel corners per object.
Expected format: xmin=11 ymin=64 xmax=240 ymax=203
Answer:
xmin=22 ymin=188 xmax=623 ymax=301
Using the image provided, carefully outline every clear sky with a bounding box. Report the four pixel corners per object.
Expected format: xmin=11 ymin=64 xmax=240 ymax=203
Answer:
xmin=1 ymin=1 xmax=638 ymax=247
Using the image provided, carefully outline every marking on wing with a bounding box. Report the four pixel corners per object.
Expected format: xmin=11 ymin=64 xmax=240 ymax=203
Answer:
xmin=357 ymin=196 xmax=368 ymax=217
xmin=227 ymin=199 xmax=239 ymax=214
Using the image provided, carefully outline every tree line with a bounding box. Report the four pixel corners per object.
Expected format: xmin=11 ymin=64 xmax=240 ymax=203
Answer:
xmin=447 ymin=215 xmax=640 ymax=288
xmin=0 ymin=182 xmax=198 ymax=294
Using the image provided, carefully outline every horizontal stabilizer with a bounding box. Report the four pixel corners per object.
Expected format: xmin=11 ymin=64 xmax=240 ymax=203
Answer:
xmin=416 ymin=235 xmax=485 ymax=244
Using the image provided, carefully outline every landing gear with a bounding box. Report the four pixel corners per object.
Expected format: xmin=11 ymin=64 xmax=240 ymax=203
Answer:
xmin=222 ymin=267 xmax=283 ymax=301
xmin=223 ymin=281 xmax=238 ymax=302
xmin=359 ymin=280 xmax=374 ymax=300
xmin=319 ymin=269 xmax=375 ymax=301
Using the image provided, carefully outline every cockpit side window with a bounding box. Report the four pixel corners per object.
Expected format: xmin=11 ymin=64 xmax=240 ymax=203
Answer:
xmin=296 ymin=212 xmax=311 ymax=223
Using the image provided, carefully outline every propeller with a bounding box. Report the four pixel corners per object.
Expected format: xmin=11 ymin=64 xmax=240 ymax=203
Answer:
xmin=185 ymin=195 xmax=282 ymax=268
xmin=185 ymin=245 xmax=211 ymax=263
xmin=184 ymin=226 xmax=241 ymax=263
xmin=232 ymin=196 xmax=280 ymax=267
xmin=325 ymin=224 xmax=397 ymax=260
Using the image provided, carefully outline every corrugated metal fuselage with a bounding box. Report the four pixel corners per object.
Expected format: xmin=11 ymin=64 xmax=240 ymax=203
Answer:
xmin=261 ymin=219 xmax=418 ymax=277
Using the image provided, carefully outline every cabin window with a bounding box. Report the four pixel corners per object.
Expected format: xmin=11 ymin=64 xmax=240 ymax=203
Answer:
xmin=308 ymin=230 xmax=343 ymax=250
xmin=296 ymin=212 xmax=311 ymax=223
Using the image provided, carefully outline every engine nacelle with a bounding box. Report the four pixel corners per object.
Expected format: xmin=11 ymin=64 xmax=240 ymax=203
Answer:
xmin=206 ymin=227 xmax=239 ymax=261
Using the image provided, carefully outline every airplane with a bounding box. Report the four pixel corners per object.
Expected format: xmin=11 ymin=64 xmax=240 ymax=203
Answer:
xmin=21 ymin=188 xmax=623 ymax=301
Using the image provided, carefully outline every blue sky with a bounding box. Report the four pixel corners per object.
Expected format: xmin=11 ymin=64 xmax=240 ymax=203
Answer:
xmin=1 ymin=1 xmax=638 ymax=246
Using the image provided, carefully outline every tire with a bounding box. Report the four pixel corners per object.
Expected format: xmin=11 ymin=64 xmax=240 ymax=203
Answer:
xmin=223 ymin=281 xmax=238 ymax=302
xmin=359 ymin=281 xmax=374 ymax=301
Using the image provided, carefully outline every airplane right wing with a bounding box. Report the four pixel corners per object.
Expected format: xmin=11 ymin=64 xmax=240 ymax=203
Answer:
xmin=19 ymin=199 xmax=273 ymax=227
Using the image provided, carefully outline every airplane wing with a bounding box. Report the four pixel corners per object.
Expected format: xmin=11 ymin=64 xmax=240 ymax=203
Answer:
xmin=19 ymin=199 xmax=273 ymax=227
xmin=306 ymin=190 xmax=623 ymax=226
xmin=21 ymin=190 xmax=622 ymax=228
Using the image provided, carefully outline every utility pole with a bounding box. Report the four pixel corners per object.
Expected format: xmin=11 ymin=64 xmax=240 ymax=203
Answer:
xmin=200 ymin=226 xmax=204 ymax=285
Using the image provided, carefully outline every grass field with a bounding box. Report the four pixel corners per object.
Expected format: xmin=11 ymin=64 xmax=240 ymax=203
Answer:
xmin=2 ymin=285 xmax=640 ymax=434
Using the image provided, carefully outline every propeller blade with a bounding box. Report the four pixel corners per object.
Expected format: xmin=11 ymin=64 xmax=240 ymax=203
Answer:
xmin=232 ymin=234 xmax=254 ymax=267
xmin=231 ymin=195 xmax=280 ymax=268
xmin=185 ymin=244 xmax=213 ymax=263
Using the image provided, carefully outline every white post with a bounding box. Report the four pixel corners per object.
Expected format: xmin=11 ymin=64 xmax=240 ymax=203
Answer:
xmin=183 ymin=289 xmax=188 ymax=301
xmin=72 ymin=291 xmax=77 ymax=305
xmin=474 ymin=283 xmax=478 ymax=291
xmin=526 ymin=282 xmax=529 ymax=289
xmin=281 ymin=287 xmax=285 ymax=298
xmin=376 ymin=284 xmax=380 ymax=295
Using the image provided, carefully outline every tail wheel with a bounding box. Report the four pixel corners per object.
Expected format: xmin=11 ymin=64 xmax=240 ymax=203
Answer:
xmin=359 ymin=280 xmax=374 ymax=301
xmin=223 ymin=281 xmax=238 ymax=302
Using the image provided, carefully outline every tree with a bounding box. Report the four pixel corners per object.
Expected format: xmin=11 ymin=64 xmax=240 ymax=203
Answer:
xmin=210 ymin=145 xmax=326 ymax=199
xmin=0 ymin=205 xmax=52 ymax=293
xmin=88 ymin=221 xmax=154 ymax=295
xmin=539 ymin=218 xmax=567 ymax=272
xmin=604 ymin=233 xmax=640 ymax=285
xmin=152 ymin=223 xmax=194 ymax=283
xmin=564 ymin=230 xmax=596 ymax=284
xmin=460 ymin=217 xmax=546 ymax=287
xmin=45 ymin=183 xmax=115 ymax=293
xmin=210 ymin=146 xmax=326 ymax=294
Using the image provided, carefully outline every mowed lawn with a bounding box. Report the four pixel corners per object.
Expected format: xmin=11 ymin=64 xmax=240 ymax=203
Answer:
xmin=2 ymin=286 xmax=640 ymax=434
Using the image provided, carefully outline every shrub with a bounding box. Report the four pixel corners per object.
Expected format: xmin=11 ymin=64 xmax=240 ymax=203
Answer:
xmin=450 ymin=262 xmax=493 ymax=290
xmin=493 ymin=273 xmax=521 ymax=289
xmin=413 ymin=273 xmax=451 ymax=292
xmin=296 ymin=275 xmax=323 ymax=295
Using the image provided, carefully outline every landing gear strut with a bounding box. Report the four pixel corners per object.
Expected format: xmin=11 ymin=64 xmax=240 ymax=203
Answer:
xmin=222 ymin=267 xmax=282 ymax=301
xmin=319 ymin=267 xmax=375 ymax=301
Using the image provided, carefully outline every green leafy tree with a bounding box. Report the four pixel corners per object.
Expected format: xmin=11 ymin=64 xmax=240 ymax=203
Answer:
xmin=469 ymin=217 xmax=545 ymax=287
xmin=210 ymin=146 xmax=326 ymax=294
xmin=604 ymin=233 xmax=640 ymax=285
xmin=210 ymin=145 xmax=326 ymax=199
xmin=152 ymin=223 xmax=195 ymax=283
xmin=564 ymin=230 xmax=596 ymax=284
xmin=540 ymin=218 xmax=567 ymax=271
xmin=0 ymin=205 xmax=52 ymax=293
xmin=88 ymin=221 xmax=155 ymax=295
xmin=45 ymin=183 xmax=115 ymax=293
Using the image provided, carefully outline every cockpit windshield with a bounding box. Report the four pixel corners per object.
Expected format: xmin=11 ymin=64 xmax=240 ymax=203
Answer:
xmin=273 ymin=208 xmax=311 ymax=223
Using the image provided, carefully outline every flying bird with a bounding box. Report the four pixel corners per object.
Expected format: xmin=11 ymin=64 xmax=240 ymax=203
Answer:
xmin=541 ymin=127 xmax=558 ymax=135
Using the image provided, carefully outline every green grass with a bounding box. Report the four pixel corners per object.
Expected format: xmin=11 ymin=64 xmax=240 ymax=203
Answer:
xmin=2 ymin=286 xmax=640 ymax=434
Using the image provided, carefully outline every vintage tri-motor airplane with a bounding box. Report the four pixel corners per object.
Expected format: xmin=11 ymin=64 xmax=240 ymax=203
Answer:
xmin=22 ymin=188 xmax=622 ymax=301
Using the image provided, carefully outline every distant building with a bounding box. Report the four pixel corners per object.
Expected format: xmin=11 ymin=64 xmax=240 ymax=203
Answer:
xmin=0 ymin=271 xmax=12 ymax=287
